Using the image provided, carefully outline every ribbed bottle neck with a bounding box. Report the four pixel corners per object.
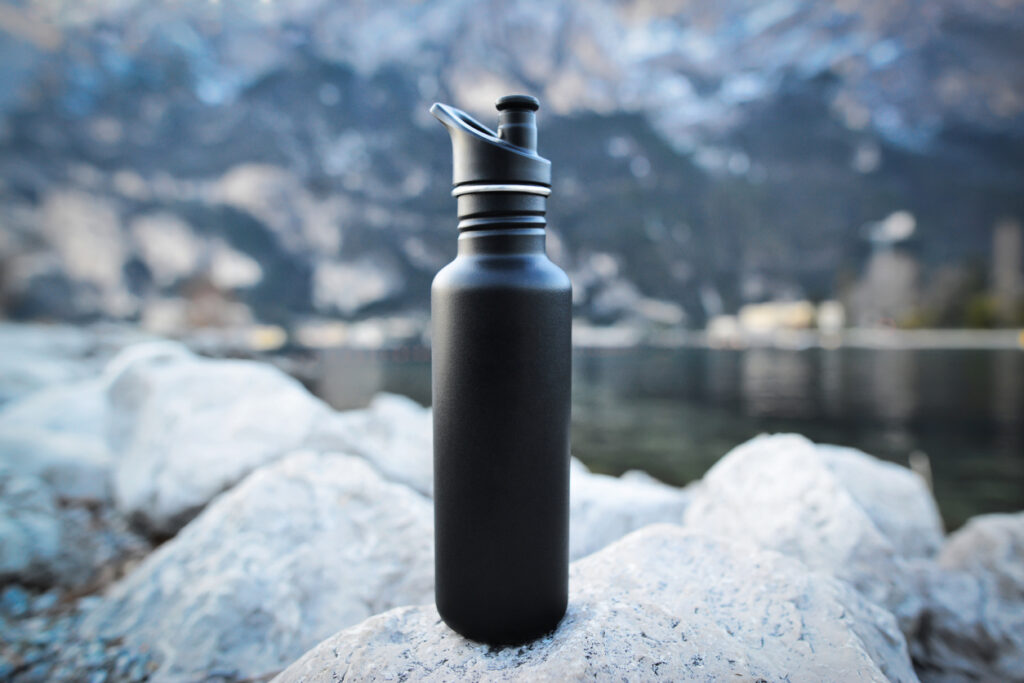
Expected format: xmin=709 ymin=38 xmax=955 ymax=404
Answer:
xmin=457 ymin=228 xmax=546 ymax=256
xmin=454 ymin=183 xmax=549 ymax=231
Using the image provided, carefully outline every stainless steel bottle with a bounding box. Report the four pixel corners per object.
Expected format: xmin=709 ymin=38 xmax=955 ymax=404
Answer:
xmin=430 ymin=95 xmax=571 ymax=645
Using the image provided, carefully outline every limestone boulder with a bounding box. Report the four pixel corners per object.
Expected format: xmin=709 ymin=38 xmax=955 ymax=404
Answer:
xmin=105 ymin=346 xmax=330 ymax=535
xmin=568 ymin=458 xmax=691 ymax=560
xmin=910 ymin=512 xmax=1024 ymax=682
xmin=0 ymin=379 xmax=111 ymax=501
xmin=75 ymin=451 xmax=434 ymax=682
xmin=0 ymin=324 xmax=99 ymax=406
xmin=0 ymin=468 xmax=62 ymax=584
xmin=0 ymin=323 xmax=151 ymax=406
xmin=0 ymin=464 xmax=145 ymax=589
xmin=684 ymin=434 xmax=943 ymax=628
xmin=305 ymin=393 xmax=433 ymax=496
xmin=816 ymin=443 xmax=944 ymax=558
xmin=277 ymin=525 xmax=917 ymax=682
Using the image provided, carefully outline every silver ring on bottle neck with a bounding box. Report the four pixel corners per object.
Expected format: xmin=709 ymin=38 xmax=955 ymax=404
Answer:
xmin=452 ymin=184 xmax=551 ymax=197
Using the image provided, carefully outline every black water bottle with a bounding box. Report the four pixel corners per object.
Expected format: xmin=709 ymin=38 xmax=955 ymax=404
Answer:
xmin=430 ymin=95 xmax=571 ymax=645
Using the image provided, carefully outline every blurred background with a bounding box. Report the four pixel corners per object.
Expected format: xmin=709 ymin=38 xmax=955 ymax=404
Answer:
xmin=0 ymin=0 xmax=1022 ymax=528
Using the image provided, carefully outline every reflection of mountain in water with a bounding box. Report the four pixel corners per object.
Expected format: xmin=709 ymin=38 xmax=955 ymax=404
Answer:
xmin=1 ymin=0 xmax=1022 ymax=329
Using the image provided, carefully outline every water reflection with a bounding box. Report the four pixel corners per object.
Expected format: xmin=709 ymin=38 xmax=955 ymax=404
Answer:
xmin=819 ymin=349 xmax=844 ymax=420
xmin=741 ymin=349 xmax=814 ymax=418
xmin=993 ymin=351 xmax=1024 ymax=469
xmin=314 ymin=346 xmax=1024 ymax=528
xmin=994 ymin=351 xmax=1023 ymax=427
xmin=868 ymin=349 xmax=916 ymax=423
xmin=706 ymin=349 xmax=740 ymax=405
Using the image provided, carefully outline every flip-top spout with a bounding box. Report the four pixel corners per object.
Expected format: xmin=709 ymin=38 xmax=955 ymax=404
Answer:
xmin=431 ymin=95 xmax=551 ymax=231
xmin=430 ymin=95 xmax=551 ymax=189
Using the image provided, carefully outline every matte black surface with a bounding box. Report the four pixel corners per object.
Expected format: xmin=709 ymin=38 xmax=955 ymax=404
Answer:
xmin=431 ymin=97 xmax=571 ymax=645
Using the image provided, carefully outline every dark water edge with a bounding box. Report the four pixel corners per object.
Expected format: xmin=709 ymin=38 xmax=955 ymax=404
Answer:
xmin=310 ymin=346 xmax=1024 ymax=530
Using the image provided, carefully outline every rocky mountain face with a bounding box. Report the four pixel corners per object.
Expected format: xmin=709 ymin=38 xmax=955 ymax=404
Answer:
xmin=1 ymin=0 xmax=1022 ymax=330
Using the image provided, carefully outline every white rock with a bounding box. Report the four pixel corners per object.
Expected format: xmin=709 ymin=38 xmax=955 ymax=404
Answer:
xmin=305 ymin=393 xmax=433 ymax=496
xmin=0 ymin=468 xmax=62 ymax=583
xmin=910 ymin=512 xmax=1024 ymax=682
xmin=0 ymin=371 xmax=149 ymax=587
xmin=0 ymin=323 xmax=155 ymax=406
xmin=78 ymin=451 xmax=434 ymax=682
xmin=101 ymin=340 xmax=196 ymax=455
xmin=816 ymin=443 xmax=944 ymax=557
xmin=0 ymin=465 xmax=147 ymax=588
xmin=0 ymin=430 xmax=110 ymax=502
xmin=0 ymin=324 xmax=99 ymax=405
xmin=618 ymin=468 xmax=675 ymax=487
xmin=277 ymin=525 xmax=917 ymax=683
xmin=0 ymin=341 xmax=191 ymax=503
xmin=0 ymin=378 xmax=106 ymax=438
xmin=569 ymin=459 xmax=690 ymax=560
xmin=106 ymin=346 xmax=330 ymax=535
xmin=0 ymin=378 xmax=111 ymax=500
xmin=684 ymin=434 xmax=942 ymax=628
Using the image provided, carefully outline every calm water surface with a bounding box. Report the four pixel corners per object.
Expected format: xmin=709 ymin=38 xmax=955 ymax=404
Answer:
xmin=313 ymin=346 xmax=1024 ymax=529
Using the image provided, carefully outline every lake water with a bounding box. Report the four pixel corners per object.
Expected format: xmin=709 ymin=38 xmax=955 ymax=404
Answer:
xmin=312 ymin=346 xmax=1024 ymax=529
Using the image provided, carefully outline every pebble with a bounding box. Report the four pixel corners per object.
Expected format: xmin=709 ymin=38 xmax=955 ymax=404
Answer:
xmin=31 ymin=591 xmax=59 ymax=614
xmin=1 ymin=585 xmax=30 ymax=618
xmin=0 ymin=587 xmax=156 ymax=683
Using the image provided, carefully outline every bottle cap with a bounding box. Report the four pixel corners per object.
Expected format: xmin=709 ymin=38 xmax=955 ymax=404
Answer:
xmin=430 ymin=95 xmax=550 ymax=189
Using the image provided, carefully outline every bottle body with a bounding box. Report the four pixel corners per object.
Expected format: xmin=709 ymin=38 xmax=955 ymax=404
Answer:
xmin=432 ymin=227 xmax=571 ymax=645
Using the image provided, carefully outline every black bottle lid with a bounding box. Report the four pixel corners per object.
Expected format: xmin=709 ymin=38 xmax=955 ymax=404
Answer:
xmin=431 ymin=95 xmax=551 ymax=188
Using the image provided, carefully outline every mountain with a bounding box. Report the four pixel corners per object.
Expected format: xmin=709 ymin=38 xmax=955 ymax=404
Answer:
xmin=1 ymin=0 xmax=1022 ymax=331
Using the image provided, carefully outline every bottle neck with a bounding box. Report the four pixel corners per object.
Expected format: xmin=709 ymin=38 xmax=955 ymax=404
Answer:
xmin=457 ymin=228 xmax=546 ymax=256
xmin=454 ymin=185 xmax=549 ymax=231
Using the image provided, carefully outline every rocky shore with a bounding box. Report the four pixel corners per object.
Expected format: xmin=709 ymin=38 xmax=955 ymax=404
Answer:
xmin=0 ymin=324 xmax=1021 ymax=682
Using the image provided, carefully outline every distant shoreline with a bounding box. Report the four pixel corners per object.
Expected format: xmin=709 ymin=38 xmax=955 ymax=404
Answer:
xmin=573 ymin=324 xmax=1024 ymax=351
xmin=5 ymin=321 xmax=1020 ymax=356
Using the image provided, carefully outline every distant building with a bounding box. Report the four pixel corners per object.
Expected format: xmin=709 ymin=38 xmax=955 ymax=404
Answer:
xmin=737 ymin=301 xmax=816 ymax=333
xmin=706 ymin=300 xmax=843 ymax=346
xmin=816 ymin=301 xmax=846 ymax=334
